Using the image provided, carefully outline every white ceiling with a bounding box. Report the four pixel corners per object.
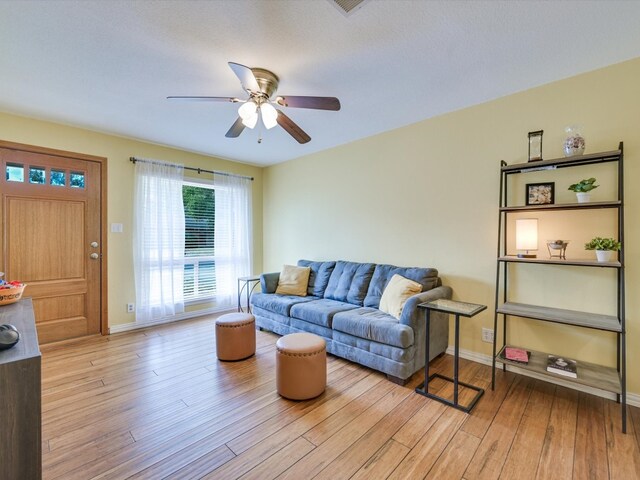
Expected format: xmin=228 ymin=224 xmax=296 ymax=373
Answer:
xmin=1 ymin=1 xmax=639 ymax=166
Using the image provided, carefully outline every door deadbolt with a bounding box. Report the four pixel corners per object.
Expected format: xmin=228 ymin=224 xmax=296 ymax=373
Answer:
xmin=91 ymin=241 xmax=99 ymax=248
xmin=90 ymin=253 xmax=99 ymax=260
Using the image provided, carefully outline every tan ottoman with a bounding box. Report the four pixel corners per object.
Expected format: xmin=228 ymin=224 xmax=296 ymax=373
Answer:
xmin=215 ymin=312 xmax=256 ymax=361
xmin=276 ymin=332 xmax=326 ymax=400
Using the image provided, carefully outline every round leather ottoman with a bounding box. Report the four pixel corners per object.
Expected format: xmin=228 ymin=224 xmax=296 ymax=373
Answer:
xmin=276 ymin=332 xmax=326 ymax=400
xmin=215 ymin=312 xmax=256 ymax=361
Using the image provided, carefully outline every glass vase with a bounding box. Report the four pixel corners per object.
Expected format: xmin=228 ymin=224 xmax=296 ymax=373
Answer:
xmin=563 ymin=126 xmax=585 ymax=157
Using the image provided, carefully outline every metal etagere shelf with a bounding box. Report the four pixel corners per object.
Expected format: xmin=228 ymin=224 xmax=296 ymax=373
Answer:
xmin=491 ymin=142 xmax=626 ymax=432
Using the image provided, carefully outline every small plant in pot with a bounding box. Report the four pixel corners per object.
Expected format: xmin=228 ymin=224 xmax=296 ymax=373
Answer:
xmin=568 ymin=177 xmax=598 ymax=203
xmin=584 ymin=237 xmax=621 ymax=263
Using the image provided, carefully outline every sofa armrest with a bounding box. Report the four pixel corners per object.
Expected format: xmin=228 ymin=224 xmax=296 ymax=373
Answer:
xmin=260 ymin=272 xmax=280 ymax=294
xmin=399 ymin=285 xmax=453 ymax=328
xmin=402 ymin=285 xmax=453 ymax=374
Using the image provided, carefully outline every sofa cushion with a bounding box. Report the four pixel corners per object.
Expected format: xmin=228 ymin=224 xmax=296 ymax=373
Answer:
xmin=297 ymin=260 xmax=336 ymax=297
xmin=251 ymin=292 xmax=318 ymax=317
xmin=323 ymin=261 xmax=376 ymax=306
xmin=364 ymin=264 xmax=439 ymax=308
xmin=290 ymin=298 xmax=358 ymax=328
xmin=379 ymin=274 xmax=422 ymax=319
xmin=333 ymin=307 xmax=414 ymax=348
xmin=252 ymin=305 xmax=292 ymax=326
xmin=275 ymin=265 xmax=311 ymax=296
xmin=333 ymin=331 xmax=414 ymax=363
xmin=290 ymin=318 xmax=334 ymax=340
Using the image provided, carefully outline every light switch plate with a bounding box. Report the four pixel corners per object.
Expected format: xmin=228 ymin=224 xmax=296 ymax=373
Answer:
xmin=111 ymin=223 xmax=123 ymax=233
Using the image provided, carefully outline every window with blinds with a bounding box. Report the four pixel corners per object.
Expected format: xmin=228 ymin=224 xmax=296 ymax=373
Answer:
xmin=183 ymin=183 xmax=215 ymax=301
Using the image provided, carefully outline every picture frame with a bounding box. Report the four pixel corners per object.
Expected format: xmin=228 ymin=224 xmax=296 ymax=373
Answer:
xmin=528 ymin=130 xmax=543 ymax=162
xmin=526 ymin=182 xmax=554 ymax=205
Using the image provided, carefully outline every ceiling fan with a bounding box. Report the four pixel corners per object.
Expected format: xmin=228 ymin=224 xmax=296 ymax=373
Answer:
xmin=167 ymin=62 xmax=341 ymax=144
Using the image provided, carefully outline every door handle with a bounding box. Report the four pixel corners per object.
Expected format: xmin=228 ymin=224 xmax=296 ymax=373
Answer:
xmin=90 ymin=253 xmax=99 ymax=260
xmin=91 ymin=241 xmax=99 ymax=248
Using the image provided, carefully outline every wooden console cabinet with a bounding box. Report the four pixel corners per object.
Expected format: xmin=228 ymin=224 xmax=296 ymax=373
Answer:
xmin=0 ymin=298 xmax=41 ymax=480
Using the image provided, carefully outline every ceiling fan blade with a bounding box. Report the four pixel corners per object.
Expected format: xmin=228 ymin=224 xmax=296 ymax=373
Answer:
xmin=225 ymin=117 xmax=245 ymax=138
xmin=228 ymin=62 xmax=261 ymax=93
xmin=167 ymin=96 xmax=240 ymax=102
xmin=276 ymin=110 xmax=311 ymax=144
xmin=275 ymin=96 xmax=341 ymax=111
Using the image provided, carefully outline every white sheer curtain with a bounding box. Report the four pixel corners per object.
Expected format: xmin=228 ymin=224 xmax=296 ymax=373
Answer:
xmin=133 ymin=160 xmax=186 ymax=322
xmin=214 ymin=173 xmax=252 ymax=308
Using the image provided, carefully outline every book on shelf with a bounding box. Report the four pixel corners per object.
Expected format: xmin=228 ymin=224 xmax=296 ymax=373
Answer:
xmin=546 ymin=355 xmax=577 ymax=378
xmin=501 ymin=347 xmax=530 ymax=365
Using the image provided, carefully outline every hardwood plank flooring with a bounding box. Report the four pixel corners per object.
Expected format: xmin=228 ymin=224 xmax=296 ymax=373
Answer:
xmin=464 ymin=375 xmax=535 ymax=480
xmin=603 ymin=399 xmax=640 ymax=479
xmin=40 ymin=314 xmax=640 ymax=479
xmin=573 ymin=393 xmax=609 ymax=480
xmin=499 ymin=381 xmax=555 ymax=480
xmin=424 ymin=430 xmax=480 ymax=480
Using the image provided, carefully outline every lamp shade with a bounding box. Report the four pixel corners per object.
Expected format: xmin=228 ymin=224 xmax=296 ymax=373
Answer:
xmin=516 ymin=218 xmax=538 ymax=251
xmin=238 ymin=101 xmax=257 ymax=120
xmin=238 ymin=101 xmax=258 ymax=128
xmin=241 ymin=112 xmax=258 ymax=129
xmin=261 ymin=103 xmax=278 ymax=129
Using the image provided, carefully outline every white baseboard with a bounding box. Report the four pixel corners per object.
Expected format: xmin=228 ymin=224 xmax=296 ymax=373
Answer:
xmin=108 ymin=307 xmax=235 ymax=334
xmin=446 ymin=346 xmax=640 ymax=408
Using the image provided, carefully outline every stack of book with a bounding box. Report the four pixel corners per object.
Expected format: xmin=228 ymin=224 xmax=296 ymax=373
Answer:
xmin=547 ymin=355 xmax=578 ymax=378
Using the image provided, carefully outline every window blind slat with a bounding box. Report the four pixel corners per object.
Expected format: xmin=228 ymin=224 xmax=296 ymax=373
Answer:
xmin=183 ymin=184 xmax=216 ymax=300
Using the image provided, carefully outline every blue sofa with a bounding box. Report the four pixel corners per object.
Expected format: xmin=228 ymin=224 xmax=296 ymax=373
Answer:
xmin=251 ymin=260 xmax=452 ymax=384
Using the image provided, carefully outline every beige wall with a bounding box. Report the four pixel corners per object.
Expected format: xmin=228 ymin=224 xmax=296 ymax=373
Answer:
xmin=0 ymin=112 xmax=263 ymax=327
xmin=263 ymin=58 xmax=640 ymax=393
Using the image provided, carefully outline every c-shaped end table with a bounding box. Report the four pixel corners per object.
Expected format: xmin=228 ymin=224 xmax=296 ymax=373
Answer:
xmin=416 ymin=299 xmax=487 ymax=413
xmin=237 ymin=276 xmax=260 ymax=313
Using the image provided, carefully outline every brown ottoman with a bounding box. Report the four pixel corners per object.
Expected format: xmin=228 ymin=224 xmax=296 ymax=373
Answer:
xmin=276 ymin=332 xmax=326 ymax=400
xmin=215 ymin=312 xmax=256 ymax=361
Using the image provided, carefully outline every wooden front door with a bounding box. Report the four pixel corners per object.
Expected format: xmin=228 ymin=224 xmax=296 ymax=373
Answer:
xmin=0 ymin=142 xmax=106 ymax=343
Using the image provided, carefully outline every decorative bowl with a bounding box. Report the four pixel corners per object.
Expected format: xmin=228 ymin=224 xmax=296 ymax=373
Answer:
xmin=546 ymin=240 xmax=569 ymax=259
xmin=546 ymin=240 xmax=569 ymax=250
xmin=0 ymin=284 xmax=26 ymax=306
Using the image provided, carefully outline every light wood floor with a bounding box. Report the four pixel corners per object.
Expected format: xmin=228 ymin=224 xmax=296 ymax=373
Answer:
xmin=40 ymin=314 xmax=640 ymax=480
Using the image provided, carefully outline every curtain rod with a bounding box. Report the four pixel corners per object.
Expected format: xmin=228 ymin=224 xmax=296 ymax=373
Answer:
xmin=129 ymin=157 xmax=254 ymax=181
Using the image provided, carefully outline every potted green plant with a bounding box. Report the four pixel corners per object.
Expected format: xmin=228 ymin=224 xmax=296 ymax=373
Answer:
xmin=584 ymin=237 xmax=621 ymax=262
xmin=568 ymin=177 xmax=598 ymax=203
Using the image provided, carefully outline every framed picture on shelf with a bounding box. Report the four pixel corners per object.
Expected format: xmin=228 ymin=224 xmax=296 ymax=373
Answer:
xmin=526 ymin=182 xmax=554 ymax=205
xmin=528 ymin=130 xmax=543 ymax=162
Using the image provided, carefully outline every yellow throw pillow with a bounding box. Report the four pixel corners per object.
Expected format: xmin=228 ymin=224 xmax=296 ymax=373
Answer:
xmin=379 ymin=274 xmax=422 ymax=319
xmin=275 ymin=265 xmax=311 ymax=296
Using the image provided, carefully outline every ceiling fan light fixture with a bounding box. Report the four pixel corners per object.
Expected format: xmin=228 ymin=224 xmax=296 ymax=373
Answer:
xmin=169 ymin=61 xmax=340 ymax=143
xmin=238 ymin=100 xmax=257 ymax=120
xmin=238 ymin=100 xmax=258 ymax=128
xmin=241 ymin=112 xmax=258 ymax=129
xmin=260 ymin=103 xmax=278 ymax=129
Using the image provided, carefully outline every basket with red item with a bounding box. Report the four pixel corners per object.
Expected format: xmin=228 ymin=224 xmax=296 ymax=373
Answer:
xmin=0 ymin=274 xmax=27 ymax=306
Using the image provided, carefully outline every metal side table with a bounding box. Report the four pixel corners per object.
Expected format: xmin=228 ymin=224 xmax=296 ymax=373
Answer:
xmin=416 ymin=299 xmax=486 ymax=413
xmin=237 ymin=275 xmax=260 ymax=313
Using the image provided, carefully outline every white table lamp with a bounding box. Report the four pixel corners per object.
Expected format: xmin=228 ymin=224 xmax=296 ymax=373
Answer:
xmin=516 ymin=218 xmax=538 ymax=258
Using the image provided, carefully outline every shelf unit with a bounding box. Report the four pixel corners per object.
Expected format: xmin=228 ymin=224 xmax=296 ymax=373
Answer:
xmin=491 ymin=142 xmax=626 ymax=432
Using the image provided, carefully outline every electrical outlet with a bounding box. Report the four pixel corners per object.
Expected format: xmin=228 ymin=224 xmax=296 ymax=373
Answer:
xmin=127 ymin=303 xmax=135 ymax=313
xmin=481 ymin=327 xmax=494 ymax=343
